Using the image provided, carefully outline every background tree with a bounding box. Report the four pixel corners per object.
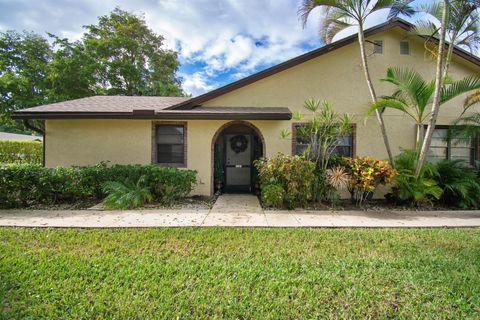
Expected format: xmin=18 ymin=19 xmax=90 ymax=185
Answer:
xmin=82 ymin=8 xmax=183 ymax=96
xmin=299 ymin=0 xmax=415 ymax=166
xmin=0 ymin=8 xmax=185 ymax=134
xmin=0 ymin=31 xmax=51 ymax=133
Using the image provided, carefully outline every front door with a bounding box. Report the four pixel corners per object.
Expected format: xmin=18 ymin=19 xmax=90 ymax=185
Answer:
xmin=225 ymin=133 xmax=252 ymax=192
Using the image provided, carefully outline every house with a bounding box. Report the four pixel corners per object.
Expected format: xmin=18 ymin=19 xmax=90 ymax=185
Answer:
xmin=12 ymin=19 xmax=480 ymax=196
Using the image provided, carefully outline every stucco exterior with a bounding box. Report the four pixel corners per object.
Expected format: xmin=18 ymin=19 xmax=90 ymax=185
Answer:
xmin=43 ymin=25 xmax=480 ymax=196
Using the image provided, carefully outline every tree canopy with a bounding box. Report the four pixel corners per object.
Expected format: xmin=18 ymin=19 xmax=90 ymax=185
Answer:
xmin=0 ymin=8 xmax=184 ymax=133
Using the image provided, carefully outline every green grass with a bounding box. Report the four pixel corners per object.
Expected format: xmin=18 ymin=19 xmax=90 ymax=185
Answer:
xmin=1 ymin=228 xmax=479 ymax=319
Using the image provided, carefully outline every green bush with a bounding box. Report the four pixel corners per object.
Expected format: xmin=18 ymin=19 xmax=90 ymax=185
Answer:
xmin=0 ymin=163 xmax=197 ymax=208
xmin=254 ymin=154 xmax=315 ymax=209
xmin=433 ymin=160 xmax=480 ymax=209
xmin=261 ymin=184 xmax=285 ymax=208
xmin=0 ymin=140 xmax=42 ymax=164
xmin=103 ymin=176 xmax=154 ymax=209
xmin=388 ymin=150 xmax=442 ymax=206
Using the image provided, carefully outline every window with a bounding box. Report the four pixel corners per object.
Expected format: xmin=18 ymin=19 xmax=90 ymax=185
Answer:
xmin=373 ymin=40 xmax=383 ymax=54
xmin=400 ymin=41 xmax=410 ymax=55
xmin=292 ymin=123 xmax=354 ymax=157
xmin=154 ymin=123 xmax=186 ymax=166
xmin=427 ymin=127 xmax=477 ymax=165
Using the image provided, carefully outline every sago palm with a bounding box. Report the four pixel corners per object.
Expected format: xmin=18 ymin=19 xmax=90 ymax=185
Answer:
xmin=298 ymin=0 xmax=415 ymax=166
xmin=368 ymin=67 xmax=480 ymax=148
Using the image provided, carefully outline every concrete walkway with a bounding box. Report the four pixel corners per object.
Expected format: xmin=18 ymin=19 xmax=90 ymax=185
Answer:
xmin=1 ymin=194 xmax=480 ymax=228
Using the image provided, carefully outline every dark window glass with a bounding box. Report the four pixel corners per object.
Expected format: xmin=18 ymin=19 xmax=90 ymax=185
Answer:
xmin=373 ymin=40 xmax=383 ymax=54
xmin=294 ymin=124 xmax=353 ymax=157
xmin=427 ymin=127 xmax=476 ymax=165
xmin=155 ymin=125 xmax=185 ymax=164
xmin=400 ymin=41 xmax=410 ymax=55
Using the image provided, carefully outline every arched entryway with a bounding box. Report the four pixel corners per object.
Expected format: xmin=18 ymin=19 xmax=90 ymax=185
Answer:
xmin=211 ymin=121 xmax=265 ymax=194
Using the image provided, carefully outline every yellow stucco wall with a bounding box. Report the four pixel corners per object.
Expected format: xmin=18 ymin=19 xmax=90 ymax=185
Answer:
xmin=203 ymin=27 xmax=480 ymax=160
xmin=45 ymin=26 xmax=480 ymax=196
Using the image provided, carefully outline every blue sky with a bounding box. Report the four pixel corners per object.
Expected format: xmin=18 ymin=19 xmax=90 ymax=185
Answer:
xmin=0 ymin=0 xmax=473 ymax=96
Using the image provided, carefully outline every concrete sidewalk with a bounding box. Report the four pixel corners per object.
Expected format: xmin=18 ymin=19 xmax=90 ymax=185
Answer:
xmin=1 ymin=194 xmax=480 ymax=228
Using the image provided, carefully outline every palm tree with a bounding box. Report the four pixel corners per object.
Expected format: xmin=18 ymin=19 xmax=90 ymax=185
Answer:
xmin=414 ymin=0 xmax=480 ymax=76
xmin=447 ymin=89 xmax=480 ymax=151
xmin=368 ymin=67 xmax=480 ymax=149
xmin=416 ymin=0 xmax=449 ymax=177
xmin=298 ymin=0 xmax=415 ymax=166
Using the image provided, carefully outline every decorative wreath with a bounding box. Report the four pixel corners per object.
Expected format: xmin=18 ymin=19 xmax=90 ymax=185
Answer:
xmin=230 ymin=135 xmax=248 ymax=153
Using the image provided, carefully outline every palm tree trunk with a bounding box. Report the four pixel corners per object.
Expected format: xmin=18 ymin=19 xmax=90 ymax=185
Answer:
xmin=357 ymin=23 xmax=395 ymax=166
xmin=416 ymin=0 xmax=449 ymax=177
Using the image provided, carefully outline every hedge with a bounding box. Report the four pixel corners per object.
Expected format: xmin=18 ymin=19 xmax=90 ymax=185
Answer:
xmin=0 ymin=140 xmax=42 ymax=164
xmin=0 ymin=163 xmax=197 ymax=208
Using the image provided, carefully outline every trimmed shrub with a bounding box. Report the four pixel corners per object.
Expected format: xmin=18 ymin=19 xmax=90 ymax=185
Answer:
xmin=0 ymin=163 xmax=197 ymax=208
xmin=261 ymin=184 xmax=285 ymax=208
xmin=103 ymin=176 xmax=154 ymax=209
xmin=0 ymin=140 xmax=42 ymax=164
xmin=255 ymin=154 xmax=315 ymax=209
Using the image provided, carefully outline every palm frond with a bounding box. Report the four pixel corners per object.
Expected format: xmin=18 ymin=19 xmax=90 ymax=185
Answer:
xmin=386 ymin=0 xmax=416 ymax=19
xmin=464 ymin=89 xmax=480 ymax=109
xmin=441 ymin=75 xmax=480 ymax=104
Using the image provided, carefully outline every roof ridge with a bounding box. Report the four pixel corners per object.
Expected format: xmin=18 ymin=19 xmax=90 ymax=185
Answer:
xmin=170 ymin=18 xmax=480 ymax=110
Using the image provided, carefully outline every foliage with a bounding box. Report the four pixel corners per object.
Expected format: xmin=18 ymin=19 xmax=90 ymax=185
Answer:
xmin=342 ymin=156 xmax=397 ymax=206
xmin=102 ymin=175 xmax=153 ymax=209
xmin=261 ymin=184 xmax=285 ymax=208
xmin=389 ymin=150 xmax=442 ymax=206
xmin=2 ymin=228 xmax=480 ymax=318
xmin=298 ymin=0 xmax=414 ymax=44
xmin=83 ymin=8 xmax=183 ymax=96
xmin=0 ymin=140 xmax=42 ymax=164
xmin=254 ymin=154 xmax=315 ymax=209
xmin=414 ymin=0 xmax=479 ymax=72
xmin=433 ymin=159 xmax=480 ymax=208
xmin=369 ymin=67 xmax=480 ymax=148
xmin=298 ymin=0 xmax=414 ymax=165
xmin=0 ymin=163 xmax=197 ymax=208
xmin=288 ymin=98 xmax=352 ymax=172
xmin=0 ymin=8 xmax=184 ymax=133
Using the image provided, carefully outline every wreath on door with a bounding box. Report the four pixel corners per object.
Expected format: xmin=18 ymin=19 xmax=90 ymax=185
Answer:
xmin=230 ymin=135 xmax=248 ymax=153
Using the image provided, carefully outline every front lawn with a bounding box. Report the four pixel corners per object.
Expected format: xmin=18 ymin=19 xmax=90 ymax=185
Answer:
xmin=1 ymin=228 xmax=479 ymax=318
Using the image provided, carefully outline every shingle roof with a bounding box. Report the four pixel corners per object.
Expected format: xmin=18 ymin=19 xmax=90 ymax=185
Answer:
xmin=16 ymin=96 xmax=189 ymax=113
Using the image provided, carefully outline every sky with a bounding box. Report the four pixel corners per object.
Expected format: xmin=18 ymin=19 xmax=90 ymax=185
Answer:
xmin=0 ymin=0 xmax=470 ymax=96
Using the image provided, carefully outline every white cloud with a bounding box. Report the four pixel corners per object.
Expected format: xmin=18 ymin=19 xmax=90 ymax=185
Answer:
xmin=3 ymin=0 xmax=475 ymax=96
xmin=180 ymin=72 xmax=216 ymax=97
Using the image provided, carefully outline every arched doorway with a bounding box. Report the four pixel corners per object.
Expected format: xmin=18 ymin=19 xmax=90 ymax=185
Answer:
xmin=212 ymin=121 xmax=265 ymax=194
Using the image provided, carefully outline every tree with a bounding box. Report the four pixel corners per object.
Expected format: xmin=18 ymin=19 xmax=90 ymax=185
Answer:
xmin=368 ymin=67 xmax=480 ymax=149
xmin=0 ymin=30 xmax=52 ymax=133
xmin=298 ymin=0 xmax=415 ymax=166
xmin=82 ymin=8 xmax=183 ymax=96
xmin=46 ymin=35 xmax=97 ymax=101
xmin=415 ymin=0 xmax=448 ymax=176
xmin=415 ymin=0 xmax=480 ymax=76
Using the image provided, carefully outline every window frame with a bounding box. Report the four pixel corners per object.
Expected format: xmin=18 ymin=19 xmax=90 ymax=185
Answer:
xmin=291 ymin=122 xmax=356 ymax=158
xmin=426 ymin=125 xmax=479 ymax=165
xmin=151 ymin=121 xmax=188 ymax=167
xmin=373 ymin=40 xmax=384 ymax=54
xmin=400 ymin=40 xmax=410 ymax=55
